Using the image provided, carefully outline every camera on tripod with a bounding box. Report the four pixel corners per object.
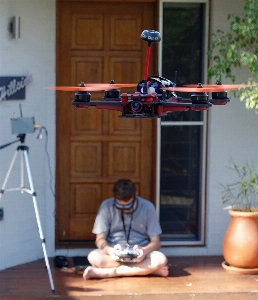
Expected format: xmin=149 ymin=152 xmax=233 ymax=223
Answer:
xmin=11 ymin=117 xmax=35 ymax=135
xmin=0 ymin=105 xmax=38 ymax=150
xmin=8 ymin=104 xmax=37 ymax=135
xmin=0 ymin=106 xmax=54 ymax=292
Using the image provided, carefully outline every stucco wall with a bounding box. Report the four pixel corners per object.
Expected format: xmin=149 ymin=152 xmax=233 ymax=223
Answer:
xmin=0 ymin=0 xmax=257 ymax=270
xmin=206 ymin=0 xmax=258 ymax=255
xmin=0 ymin=0 xmax=56 ymax=269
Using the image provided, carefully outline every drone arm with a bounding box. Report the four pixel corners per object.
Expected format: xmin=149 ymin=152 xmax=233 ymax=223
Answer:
xmin=96 ymin=105 xmax=121 ymax=112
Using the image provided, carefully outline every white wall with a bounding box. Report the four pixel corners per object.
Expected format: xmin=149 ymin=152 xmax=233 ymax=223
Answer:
xmin=0 ymin=0 xmax=257 ymax=269
xmin=206 ymin=0 xmax=258 ymax=255
xmin=0 ymin=0 xmax=56 ymax=269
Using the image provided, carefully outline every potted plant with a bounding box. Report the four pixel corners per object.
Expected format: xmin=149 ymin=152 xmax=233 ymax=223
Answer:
xmin=220 ymin=160 xmax=258 ymax=274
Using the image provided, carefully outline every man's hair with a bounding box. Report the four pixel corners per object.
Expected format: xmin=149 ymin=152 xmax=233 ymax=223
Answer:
xmin=113 ymin=179 xmax=136 ymax=201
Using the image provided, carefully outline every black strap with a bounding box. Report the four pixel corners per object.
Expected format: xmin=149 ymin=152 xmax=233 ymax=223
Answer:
xmin=121 ymin=210 xmax=134 ymax=247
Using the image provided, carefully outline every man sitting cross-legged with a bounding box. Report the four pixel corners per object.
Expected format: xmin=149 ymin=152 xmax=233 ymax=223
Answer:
xmin=83 ymin=179 xmax=168 ymax=280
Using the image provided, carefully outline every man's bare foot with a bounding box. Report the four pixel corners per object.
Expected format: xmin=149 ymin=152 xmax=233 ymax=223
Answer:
xmin=152 ymin=265 xmax=169 ymax=277
xmin=83 ymin=266 xmax=108 ymax=280
xmin=83 ymin=266 xmax=95 ymax=280
xmin=83 ymin=266 xmax=117 ymax=280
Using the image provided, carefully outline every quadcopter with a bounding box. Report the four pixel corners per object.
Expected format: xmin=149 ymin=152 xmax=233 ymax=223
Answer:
xmin=48 ymin=30 xmax=250 ymax=118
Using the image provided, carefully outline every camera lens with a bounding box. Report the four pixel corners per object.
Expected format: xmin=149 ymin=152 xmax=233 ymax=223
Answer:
xmin=131 ymin=101 xmax=143 ymax=113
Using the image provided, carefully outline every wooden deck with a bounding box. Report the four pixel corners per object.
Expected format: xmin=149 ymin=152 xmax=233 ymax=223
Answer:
xmin=0 ymin=256 xmax=258 ymax=299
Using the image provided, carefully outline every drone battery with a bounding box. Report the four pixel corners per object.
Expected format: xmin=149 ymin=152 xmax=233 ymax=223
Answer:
xmin=11 ymin=117 xmax=35 ymax=134
xmin=138 ymin=82 xmax=159 ymax=94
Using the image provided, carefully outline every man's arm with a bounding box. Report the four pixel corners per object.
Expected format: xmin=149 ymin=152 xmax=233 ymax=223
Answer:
xmin=95 ymin=233 xmax=121 ymax=261
xmin=95 ymin=233 xmax=111 ymax=253
xmin=134 ymin=235 xmax=161 ymax=263
xmin=142 ymin=235 xmax=161 ymax=254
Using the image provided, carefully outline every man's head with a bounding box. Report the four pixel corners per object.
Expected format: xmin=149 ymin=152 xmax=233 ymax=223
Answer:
xmin=113 ymin=179 xmax=136 ymax=211
xmin=113 ymin=179 xmax=136 ymax=200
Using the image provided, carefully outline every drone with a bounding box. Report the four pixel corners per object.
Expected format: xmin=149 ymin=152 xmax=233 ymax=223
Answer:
xmin=48 ymin=30 xmax=250 ymax=118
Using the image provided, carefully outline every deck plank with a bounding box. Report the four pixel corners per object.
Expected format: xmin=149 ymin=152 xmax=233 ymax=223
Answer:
xmin=0 ymin=256 xmax=258 ymax=299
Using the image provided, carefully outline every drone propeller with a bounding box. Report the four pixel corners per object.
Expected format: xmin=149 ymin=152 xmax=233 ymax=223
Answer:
xmin=47 ymin=86 xmax=102 ymax=92
xmin=83 ymin=83 xmax=137 ymax=89
xmin=164 ymin=83 xmax=250 ymax=93
xmin=163 ymin=86 xmax=223 ymax=93
xmin=47 ymin=82 xmax=137 ymax=92
xmin=183 ymin=83 xmax=250 ymax=90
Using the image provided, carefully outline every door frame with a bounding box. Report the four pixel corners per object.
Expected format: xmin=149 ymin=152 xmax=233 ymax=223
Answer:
xmin=156 ymin=0 xmax=210 ymax=246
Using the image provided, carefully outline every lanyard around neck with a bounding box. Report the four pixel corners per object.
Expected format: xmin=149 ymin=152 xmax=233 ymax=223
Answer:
xmin=121 ymin=210 xmax=134 ymax=247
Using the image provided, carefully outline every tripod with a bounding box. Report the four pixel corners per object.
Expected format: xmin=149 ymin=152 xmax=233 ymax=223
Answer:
xmin=0 ymin=134 xmax=55 ymax=293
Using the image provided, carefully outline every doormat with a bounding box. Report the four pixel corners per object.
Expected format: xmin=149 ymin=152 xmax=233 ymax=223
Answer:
xmin=73 ymin=256 xmax=90 ymax=272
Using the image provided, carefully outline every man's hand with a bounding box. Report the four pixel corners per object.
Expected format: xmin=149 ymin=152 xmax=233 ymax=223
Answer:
xmin=109 ymin=244 xmax=122 ymax=261
xmin=133 ymin=245 xmax=145 ymax=263
xmin=132 ymin=236 xmax=161 ymax=263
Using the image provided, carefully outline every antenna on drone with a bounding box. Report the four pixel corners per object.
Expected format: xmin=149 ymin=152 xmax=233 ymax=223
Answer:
xmin=174 ymin=71 xmax=177 ymax=85
xmin=140 ymin=30 xmax=161 ymax=93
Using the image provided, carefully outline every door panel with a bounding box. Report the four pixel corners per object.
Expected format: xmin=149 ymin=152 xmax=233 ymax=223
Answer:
xmin=56 ymin=0 xmax=157 ymax=243
xmin=109 ymin=15 xmax=142 ymax=50
xmin=71 ymin=57 xmax=103 ymax=85
xmin=72 ymin=14 xmax=104 ymax=50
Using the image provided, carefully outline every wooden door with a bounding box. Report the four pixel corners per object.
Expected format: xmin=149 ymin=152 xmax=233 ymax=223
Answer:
xmin=56 ymin=0 xmax=157 ymax=244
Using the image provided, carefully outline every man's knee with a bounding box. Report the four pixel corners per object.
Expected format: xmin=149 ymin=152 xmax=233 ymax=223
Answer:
xmin=87 ymin=249 xmax=104 ymax=267
xmin=150 ymin=251 xmax=168 ymax=267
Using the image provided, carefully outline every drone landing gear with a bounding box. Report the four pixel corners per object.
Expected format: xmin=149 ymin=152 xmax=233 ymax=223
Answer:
xmin=0 ymin=141 xmax=55 ymax=293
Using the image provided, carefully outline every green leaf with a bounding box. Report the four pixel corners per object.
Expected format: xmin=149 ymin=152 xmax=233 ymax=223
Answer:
xmin=208 ymin=0 xmax=258 ymax=113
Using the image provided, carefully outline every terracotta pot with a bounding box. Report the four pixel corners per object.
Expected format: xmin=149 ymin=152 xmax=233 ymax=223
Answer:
xmin=223 ymin=209 xmax=258 ymax=269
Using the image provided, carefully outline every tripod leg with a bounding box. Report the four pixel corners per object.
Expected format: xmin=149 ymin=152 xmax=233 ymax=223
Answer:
xmin=0 ymin=150 xmax=19 ymax=197
xmin=23 ymin=149 xmax=55 ymax=293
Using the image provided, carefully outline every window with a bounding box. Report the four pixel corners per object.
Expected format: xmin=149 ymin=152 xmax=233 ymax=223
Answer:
xmin=158 ymin=1 xmax=208 ymax=245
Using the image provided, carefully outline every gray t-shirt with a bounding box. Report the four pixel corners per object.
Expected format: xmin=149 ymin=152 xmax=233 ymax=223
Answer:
xmin=92 ymin=196 xmax=162 ymax=248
